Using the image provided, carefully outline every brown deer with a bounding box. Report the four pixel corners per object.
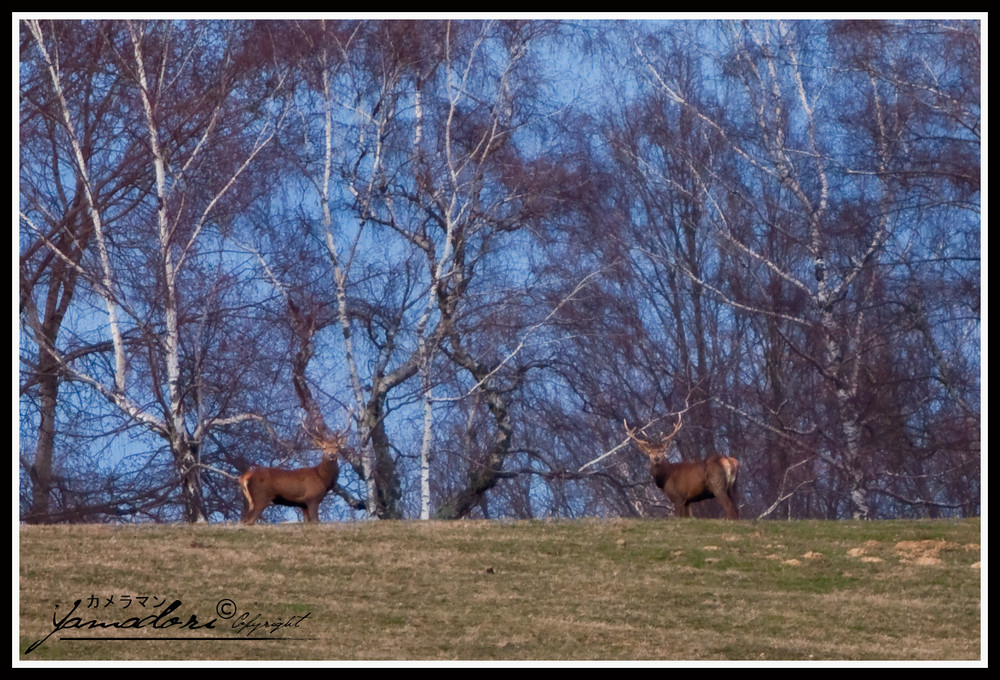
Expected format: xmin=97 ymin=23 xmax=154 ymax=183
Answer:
xmin=624 ymin=413 xmax=740 ymax=519
xmin=239 ymin=430 xmax=347 ymax=524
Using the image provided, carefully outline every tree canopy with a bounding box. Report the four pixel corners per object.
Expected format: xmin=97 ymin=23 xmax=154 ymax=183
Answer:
xmin=19 ymin=18 xmax=981 ymax=523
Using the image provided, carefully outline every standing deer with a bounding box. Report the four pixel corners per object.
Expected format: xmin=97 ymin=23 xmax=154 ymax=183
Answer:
xmin=239 ymin=430 xmax=347 ymax=524
xmin=624 ymin=413 xmax=740 ymax=519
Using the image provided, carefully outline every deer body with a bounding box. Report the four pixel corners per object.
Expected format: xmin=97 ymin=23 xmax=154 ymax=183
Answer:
xmin=239 ymin=453 xmax=339 ymax=524
xmin=625 ymin=415 xmax=740 ymax=520
xmin=649 ymin=455 xmax=740 ymax=519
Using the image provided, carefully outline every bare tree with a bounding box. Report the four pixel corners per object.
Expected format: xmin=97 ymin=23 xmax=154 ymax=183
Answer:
xmin=20 ymin=19 xmax=978 ymax=523
xmin=253 ymin=20 xmax=585 ymax=520
xmin=20 ymin=21 xmax=147 ymax=521
xmin=21 ymin=19 xmax=288 ymax=522
xmin=598 ymin=19 xmax=979 ymax=518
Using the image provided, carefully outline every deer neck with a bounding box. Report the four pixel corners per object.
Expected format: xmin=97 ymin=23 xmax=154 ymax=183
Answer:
xmin=316 ymin=456 xmax=339 ymax=484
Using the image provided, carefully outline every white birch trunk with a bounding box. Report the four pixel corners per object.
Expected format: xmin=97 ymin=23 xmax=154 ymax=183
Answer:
xmin=419 ymin=368 xmax=435 ymax=520
xmin=26 ymin=20 xmax=129 ymax=394
xmin=316 ymin=50 xmax=378 ymax=516
xmin=128 ymin=23 xmax=207 ymax=522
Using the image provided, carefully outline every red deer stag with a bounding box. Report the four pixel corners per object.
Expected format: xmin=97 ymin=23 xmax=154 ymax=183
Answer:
xmin=239 ymin=430 xmax=347 ymax=524
xmin=624 ymin=414 xmax=740 ymax=519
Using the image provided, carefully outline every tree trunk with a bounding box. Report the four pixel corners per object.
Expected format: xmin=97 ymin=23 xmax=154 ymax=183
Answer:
xmin=26 ymin=223 xmax=87 ymax=523
xmin=176 ymin=441 xmax=207 ymax=523
xmin=434 ymin=353 xmax=513 ymax=520
xmin=28 ymin=356 xmax=59 ymax=523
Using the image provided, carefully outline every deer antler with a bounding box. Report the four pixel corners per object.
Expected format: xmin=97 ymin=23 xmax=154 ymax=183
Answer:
xmin=665 ymin=411 xmax=683 ymax=441
xmin=623 ymin=419 xmax=652 ymax=447
xmin=624 ymin=412 xmax=683 ymax=458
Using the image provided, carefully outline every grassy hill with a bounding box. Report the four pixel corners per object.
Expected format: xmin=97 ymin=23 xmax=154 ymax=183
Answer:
xmin=18 ymin=518 xmax=981 ymax=662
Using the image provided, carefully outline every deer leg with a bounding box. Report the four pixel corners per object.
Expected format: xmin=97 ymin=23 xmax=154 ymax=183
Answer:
xmin=241 ymin=493 xmax=270 ymax=524
xmin=713 ymin=488 xmax=739 ymax=520
xmin=242 ymin=505 xmax=262 ymax=524
xmin=671 ymin=494 xmax=691 ymax=518
xmin=726 ymin=491 xmax=740 ymax=520
xmin=304 ymin=501 xmax=319 ymax=523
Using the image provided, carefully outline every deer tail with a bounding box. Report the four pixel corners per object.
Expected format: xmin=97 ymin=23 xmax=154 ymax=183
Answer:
xmin=238 ymin=471 xmax=254 ymax=512
xmin=720 ymin=457 xmax=739 ymax=488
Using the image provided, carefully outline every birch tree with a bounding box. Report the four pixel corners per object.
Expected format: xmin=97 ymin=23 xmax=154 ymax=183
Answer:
xmin=21 ymin=19 xmax=977 ymax=523
xmin=254 ymin=19 xmax=584 ymax=519
xmin=20 ymin=20 xmax=147 ymax=521
xmin=614 ymin=19 xmax=979 ymax=518
xmin=21 ymin=19 xmax=287 ymax=522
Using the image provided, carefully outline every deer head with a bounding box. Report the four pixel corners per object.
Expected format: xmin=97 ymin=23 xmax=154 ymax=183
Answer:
xmin=239 ymin=428 xmax=348 ymax=524
xmin=623 ymin=412 xmax=684 ymax=465
xmin=624 ymin=413 xmax=739 ymax=520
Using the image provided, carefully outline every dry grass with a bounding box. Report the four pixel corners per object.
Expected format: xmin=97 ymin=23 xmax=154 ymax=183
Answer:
xmin=18 ymin=518 xmax=981 ymax=662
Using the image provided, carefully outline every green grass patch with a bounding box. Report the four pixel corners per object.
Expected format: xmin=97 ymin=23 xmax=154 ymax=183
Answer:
xmin=18 ymin=518 xmax=981 ymax=661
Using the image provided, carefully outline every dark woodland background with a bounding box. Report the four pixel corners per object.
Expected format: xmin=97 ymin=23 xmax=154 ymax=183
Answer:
xmin=19 ymin=19 xmax=981 ymax=524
